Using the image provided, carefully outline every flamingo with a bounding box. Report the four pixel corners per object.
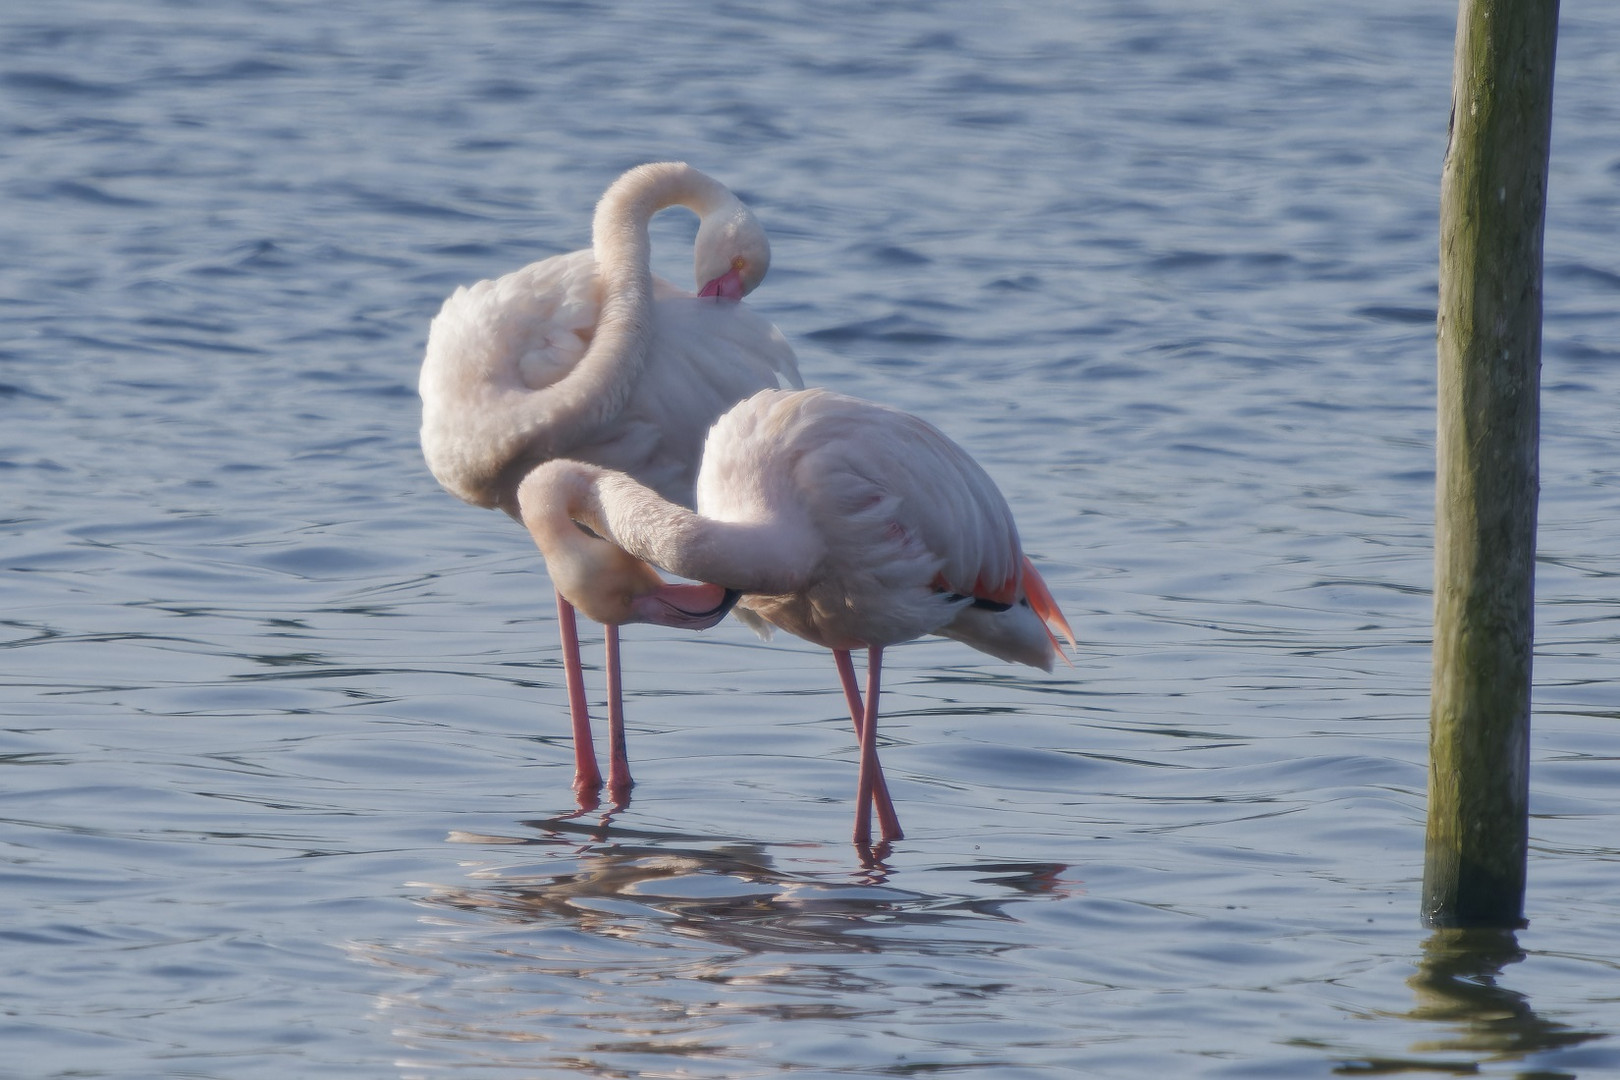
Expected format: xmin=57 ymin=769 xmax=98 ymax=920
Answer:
xmin=419 ymin=162 xmax=802 ymax=805
xmin=515 ymin=387 xmax=1076 ymax=848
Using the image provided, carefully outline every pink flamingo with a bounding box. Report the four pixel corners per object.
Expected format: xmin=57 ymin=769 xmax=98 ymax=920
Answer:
xmin=516 ymin=387 xmax=1075 ymax=848
xmin=419 ymin=163 xmax=801 ymax=804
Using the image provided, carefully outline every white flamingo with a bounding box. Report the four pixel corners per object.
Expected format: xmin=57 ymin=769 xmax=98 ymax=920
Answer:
xmin=420 ymin=163 xmax=801 ymax=804
xmin=516 ymin=387 xmax=1075 ymax=848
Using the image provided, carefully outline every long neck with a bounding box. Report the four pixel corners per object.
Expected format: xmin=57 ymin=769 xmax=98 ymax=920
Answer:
xmin=522 ymin=460 xmax=820 ymax=597
xmin=590 ymin=162 xmax=735 ymax=287
xmin=513 ymin=164 xmax=734 ymax=475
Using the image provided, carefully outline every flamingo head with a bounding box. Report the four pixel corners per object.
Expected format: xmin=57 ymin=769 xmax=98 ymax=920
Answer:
xmin=548 ymin=520 xmax=737 ymax=630
xmin=519 ymin=461 xmax=739 ymax=631
xmin=695 ymin=202 xmax=770 ymax=301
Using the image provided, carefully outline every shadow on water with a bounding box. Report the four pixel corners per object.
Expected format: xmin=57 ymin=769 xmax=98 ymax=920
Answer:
xmin=1333 ymin=929 xmax=1608 ymax=1078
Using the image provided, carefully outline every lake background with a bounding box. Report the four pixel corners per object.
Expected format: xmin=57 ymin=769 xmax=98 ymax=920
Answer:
xmin=3 ymin=1 xmax=1618 ymax=1077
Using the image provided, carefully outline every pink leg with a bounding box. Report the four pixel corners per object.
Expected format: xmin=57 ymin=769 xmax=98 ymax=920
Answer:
xmin=604 ymin=623 xmax=633 ymax=803
xmin=833 ymin=649 xmax=865 ymax=732
xmin=852 ymin=647 xmax=880 ymax=846
xmin=556 ymin=590 xmax=602 ymax=799
xmin=834 ymin=650 xmax=902 ymax=840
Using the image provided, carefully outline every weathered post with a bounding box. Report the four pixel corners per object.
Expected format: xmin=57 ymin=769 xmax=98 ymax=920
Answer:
xmin=1425 ymin=0 xmax=1559 ymax=928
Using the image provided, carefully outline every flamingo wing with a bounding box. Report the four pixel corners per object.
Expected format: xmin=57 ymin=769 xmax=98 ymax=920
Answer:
xmin=783 ymin=390 xmax=1071 ymax=668
xmin=419 ymin=250 xmax=602 ymax=508
xmin=698 ymin=389 xmax=1062 ymax=664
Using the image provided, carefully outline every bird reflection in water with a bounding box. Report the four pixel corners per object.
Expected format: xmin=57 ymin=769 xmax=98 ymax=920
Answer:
xmin=366 ymin=823 xmax=1073 ymax=1072
xmin=543 ymin=797 xmax=909 ymax=873
xmin=416 ymin=813 xmax=1073 ymax=958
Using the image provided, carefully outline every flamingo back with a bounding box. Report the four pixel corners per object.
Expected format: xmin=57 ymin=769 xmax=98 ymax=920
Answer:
xmin=421 ymin=253 xmax=800 ymax=513
xmin=697 ymin=388 xmax=1062 ymax=667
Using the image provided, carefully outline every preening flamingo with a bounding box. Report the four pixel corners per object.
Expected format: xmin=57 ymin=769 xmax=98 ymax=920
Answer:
xmin=516 ymin=387 xmax=1076 ymax=848
xmin=419 ymin=162 xmax=802 ymax=803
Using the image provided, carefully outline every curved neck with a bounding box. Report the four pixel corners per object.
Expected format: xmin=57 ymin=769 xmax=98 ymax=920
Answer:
xmin=590 ymin=162 xmax=734 ymax=283
xmin=516 ymin=164 xmax=736 ymax=481
xmin=520 ymin=460 xmax=820 ymax=597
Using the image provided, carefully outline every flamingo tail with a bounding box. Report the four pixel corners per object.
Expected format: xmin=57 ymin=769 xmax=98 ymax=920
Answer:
xmin=1021 ymin=556 xmax=1077 ymax=663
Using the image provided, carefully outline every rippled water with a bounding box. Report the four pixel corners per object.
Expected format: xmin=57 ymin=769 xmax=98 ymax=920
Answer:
xmin=4 ymin=1 xmax=1619 ymax=1077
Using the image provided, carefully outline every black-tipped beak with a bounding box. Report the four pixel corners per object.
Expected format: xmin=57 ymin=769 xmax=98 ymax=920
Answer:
xmin=630 ymin=584 xmax=742 ymax=631
xmin=709 ymin=588 xmax=743 ymax=620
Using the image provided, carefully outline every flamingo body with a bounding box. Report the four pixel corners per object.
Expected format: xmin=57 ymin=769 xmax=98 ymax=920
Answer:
xmin=517 ymin=388 xmax=1075 ymax=846
xmin=421 ymin=249 xmax=799 ymax=511
xmin=696 ymin=388 xmax=1060 ymax=667
xmin=419 ymin=163 xmax=801 ymax=801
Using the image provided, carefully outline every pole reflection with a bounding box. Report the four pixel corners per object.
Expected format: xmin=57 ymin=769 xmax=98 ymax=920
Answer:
xmin=1394 ymin=929 xmax=1604 ymax=1068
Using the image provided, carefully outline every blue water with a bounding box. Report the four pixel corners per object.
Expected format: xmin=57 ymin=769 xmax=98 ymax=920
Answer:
xmin=3 ymin=1 xmax=1619 ymax=1077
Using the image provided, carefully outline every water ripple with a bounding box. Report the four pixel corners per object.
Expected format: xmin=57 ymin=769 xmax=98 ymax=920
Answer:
xmin=3 ymin=1 xmax=1618 ymax=1077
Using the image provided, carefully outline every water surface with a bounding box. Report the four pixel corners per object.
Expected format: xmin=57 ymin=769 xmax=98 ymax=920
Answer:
xmin=3 ymin=2 xmax=1619 ymax=1077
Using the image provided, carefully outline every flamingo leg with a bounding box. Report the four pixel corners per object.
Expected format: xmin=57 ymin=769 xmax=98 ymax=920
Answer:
xmin=851 ymin=647 xmax=904 ymax=847
xmin=556 ymin=590 xmax=602 ymax=800
xmin=833 ymin=649 xmax=865 ymax=732
xmin=604 ymin=623 xmax=633 ymax=803
xmin=834 ymin=650 xmax=901 ymax=840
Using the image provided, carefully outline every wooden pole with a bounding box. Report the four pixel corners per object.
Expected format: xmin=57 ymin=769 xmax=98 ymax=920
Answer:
xmin=1425 ymin=0 xmax=1559 ymax=929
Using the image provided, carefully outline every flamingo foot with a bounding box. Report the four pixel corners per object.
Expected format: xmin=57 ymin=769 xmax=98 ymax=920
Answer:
xmin=572 ymin=780 xmax=602 ymax=812
xmin=878 ymin=802 xmax=905 ymax=843
xmin=855 ymin=838 xmax=895 ymax=874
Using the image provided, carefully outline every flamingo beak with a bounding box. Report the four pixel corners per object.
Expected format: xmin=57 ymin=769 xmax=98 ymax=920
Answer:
xmin=697 ymin=266 xmax=745 ymax=301
xmin=628 ymin=583 xmax=741 ymax=630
